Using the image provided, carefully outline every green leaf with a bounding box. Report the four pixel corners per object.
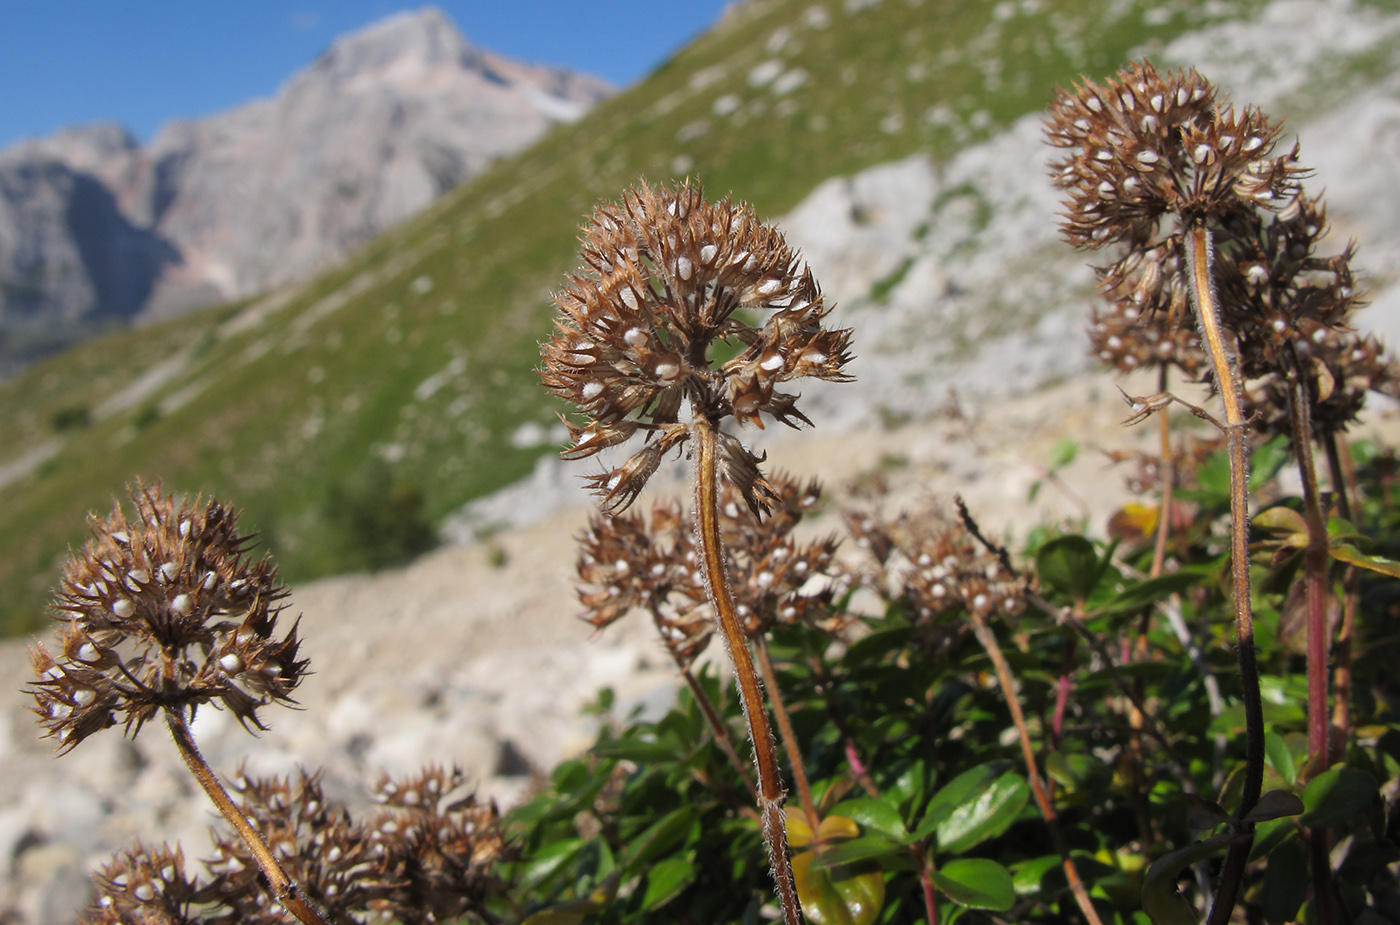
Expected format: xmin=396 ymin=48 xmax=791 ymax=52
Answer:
xmin=619 ymin=805 xmax=697 ymax=872
xmin=1048 ymin=439 xmax=1079 ymax=471
xmin=827 ymin=798 xmax=908 ymax=840
xmin=1141 ymin=835 xmax=1236 ymax=925
xmin=591 ymin=735 xmax=684 ymax=763
xmin=1036 ymin=535 xmax=1103 ymax=602
xmin=912 ymin=761 xmax=1010 ymax=842
xmin=1265 ymin=731 xmax=1296 ymax=785
xmin=1261 ymin=834 xmax=1308 ymax=925
xmin=1329 ymin=543 xmax=1400 ymax=578
xmin=640 ymin=855 xmax=697 ymax=912
xmin=1299 ymin=766 xmax=1379 ymax=829
xmin=931 ymin=769 xmax=1030 ymax=855
xmin=518 ymin=838 xmax=588 ymax=891
xmin=1097 ymin=569 xmax=1210 ymax=615
xmin=929 ymin=858 xmax=1015 ymax=911
xmin=1242 ymin=789 xmax=1304 ymax=824
xmin=807 ymin=835 xmax=909 ymax=870
xmin=793 ymin=849 xmax=887 ymax=925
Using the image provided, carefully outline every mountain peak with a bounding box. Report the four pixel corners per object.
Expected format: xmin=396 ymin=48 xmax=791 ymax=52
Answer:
xmin=308 ymin=6 xmax=483 ymax=84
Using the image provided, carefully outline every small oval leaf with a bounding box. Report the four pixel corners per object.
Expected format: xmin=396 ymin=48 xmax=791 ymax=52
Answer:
xmin=930 ymin=858 xmax=1015 ymax=911
xmin=1299 ymin=766 xmax=1379 ymax=829
xmin=1242 ymin=789 xmax=1304 ymax=824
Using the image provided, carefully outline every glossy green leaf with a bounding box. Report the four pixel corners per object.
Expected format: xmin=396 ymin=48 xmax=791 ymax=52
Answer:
xmin=912 ymin=761 xmax=1011 ymax=842
xmin=619 ymin=805 xmax=697 ymax=872
xmin=640 ymin=855 xmax=697 ymax=912
xmin=1299 ymin=766 xmax=1379 ymax=829
xmin=518 ymin=838 xmax=588 ymax=891
xmin=807 ymin=835 xmax=908 ymax=870
xmin=929 ymin=858 xmax=1015 ymax=911
xmin=793 ymin=849 xmax=887 ymax=925
xmin=827 ymin=798 xmax=908 ymax=839
xmin=1329 ymin=544 xmax=1400 ymax=578
xmin=1036 ymin=535 xmax=1103 ymax=602
xmin=1142 ymin=835 xmax=1236 ymax=925
xmin=932 ymin=770 xmax=1030 ymax=855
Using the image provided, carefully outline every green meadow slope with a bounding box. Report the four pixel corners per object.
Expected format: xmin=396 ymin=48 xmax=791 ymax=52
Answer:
xmin=0 ymin=0 xmax=1268 ymax=631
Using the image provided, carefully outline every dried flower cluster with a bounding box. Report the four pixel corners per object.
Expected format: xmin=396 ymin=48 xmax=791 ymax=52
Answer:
xmin=845 ymin=502 xmax=1029 ymax=654
xmin=540 ymin=180 xmax=853 ymax=515
xmin=87 ymin=768 xmax=510 ymax=925
xmin=1047 ymin=61 xmax=1303 ymax=250
xmin=29 ymin=484 xmax=306 ymax=751
xmin=1050 ymin=62 xmax=1399 ymax=444
xmin=577 ymin=473 xmax=844 ymax=667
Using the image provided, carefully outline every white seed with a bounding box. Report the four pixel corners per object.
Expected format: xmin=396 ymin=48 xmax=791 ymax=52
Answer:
xmin=1098 ymin=180 xmax=1115 ymax=197
xmin=757 ymin=278 xmax=783 ymax=296
xmin=111 ymin=531 xmax=130 ymax=545
xmin=1176 ymin=87 xmax=1190 ymax=106
xmin=179 ymin=519 xmax=192 ymax=538
xmin=171 ymin=594 xmax=194 ymax=616
xmin=582 ymin=382 xmax=604 ymax=401
xmin=78 ymin=643 xmax=99 ymax=662
xmin=1095 ymin=149 xmax=1114 ymax=161
xmin=112 ymin=598 xmax=135 ymax=619
xmin=1106 ymin=335 xmax=1123 ymax=349
xmin=700 ymin=244 xmax=718 ymax=264
xmin=620 ymin=287 xmax=640 ymax=311
xmin=760 ymin=351 xmax=784 ymax=371
xmin=803 ymin=349 xmax=828 ymax=366
xmin=220 ymin=653 xmax=243 ymax=673
xmin=49 ymin=702 xmax=72 ymax=719
xmin=624 ymin=327 xmax=648 ymax=346
xmin=1085 ymin=95 xmax=1102 ymax=112
xmin=614 ymin=559 xmax=630 ymax=576
xmin=676 ymin=256 xmax=694 ymax=280
xmin=1150 ymin=94 xmax=1164 ymax=112
xmin=1193 ymin=143 xmax=1213 ymax=164
xmin=655 ymin=360 xmax=682 ymax=382
xmin=160 ymin=562 xmax=179 ymax=582
xmin=973 ymin=593 xmax=990 ymax=612
xmin=1243 ymin=136 xmax=1264 ymax=152
xmin=930 ymin=583 xmax=947 ymax=598
xmin=756 ymin=571 xmax=775 ymax=588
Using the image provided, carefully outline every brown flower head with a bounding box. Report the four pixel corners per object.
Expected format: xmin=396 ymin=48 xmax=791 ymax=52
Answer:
xmin=578 ymin=473 xmax=845 ymax=666
xmin=205 ymin=769 xmax=382 ymax=925
xmin=366 ymin=765 xmax=513 ymax=925
xmin=87 ymin=842 xmax=214 ymax=925
xmin=540 ymin=180 xmax=853 ymax=515
xmin=29 ymin=483 xmax=307 ymax=752
xmin=1047 ymin=61 xmax=1304 ymax=249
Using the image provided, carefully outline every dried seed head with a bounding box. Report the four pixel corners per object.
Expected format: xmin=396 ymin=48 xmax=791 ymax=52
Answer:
xmin=541 ymin=180 xmax=853 ymax=515
xmin=29 ymin=482 xmax=307 ymax=751
xmin=578 ymin=473 xmax=847 ymax=664
xmin=1047 ymin=61 xmax=1305 ymax=248
xmin=85 ymin=842 xmax=208 ymax=925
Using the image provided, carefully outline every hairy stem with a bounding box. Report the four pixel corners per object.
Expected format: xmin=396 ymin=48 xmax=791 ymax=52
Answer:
xmin=1284 ymin=350 xmax=1333 ymax=772
xmin=678 ymin=662 xmax=759 ymax=800
xmin=693 ymin=416 xmax=802 ymax=925
xmin=1188 ymin=222 xmax=1263 ymax=925
xmin=969 ymin=613 xmax=1104 ymax=925
xmin=756 ymin=637 xmax=821 ymax=832
xmin=1325 ymin=434 xmax=1357 ymax=753
xmin=165 ymin=708 xmax=331 ymax=925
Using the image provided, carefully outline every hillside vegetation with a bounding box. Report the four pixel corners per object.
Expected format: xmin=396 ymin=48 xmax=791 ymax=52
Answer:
xmin=0 ymin=0 xmax=1269 ymax=631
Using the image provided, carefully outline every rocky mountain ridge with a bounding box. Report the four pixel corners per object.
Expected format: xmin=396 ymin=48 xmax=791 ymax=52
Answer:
xmin=0 ymin=6 xmax=611 ymax=374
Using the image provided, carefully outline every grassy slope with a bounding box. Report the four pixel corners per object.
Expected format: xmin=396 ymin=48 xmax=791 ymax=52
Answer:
xmin=0 ymin=0 xmax=1265 ymax=632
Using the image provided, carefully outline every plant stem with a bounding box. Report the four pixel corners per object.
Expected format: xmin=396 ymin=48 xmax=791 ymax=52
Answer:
xmin=165 ymin=708 xmax=331 ymax=925
xmin=1325 ymin=434 xmax=1357 ymax=753
xmin=968 ymin=613 xmax=1104 ymax=925
xmin=1187 ymin=222 xmax=1264 ymax=925
xmin=756 ymin=637 xmax=821 ymax=833
xmin=678 ymin=662 xmax=759 ymax=800
xmin=693 ymin=416 xmax=803 ymax=925
xmin=1283 ymin=349 xmax=1333 ymax=772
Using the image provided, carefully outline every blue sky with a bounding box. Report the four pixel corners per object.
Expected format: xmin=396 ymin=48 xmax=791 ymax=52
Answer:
xmin=0 ymin=2 xmax=732 ymax=150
